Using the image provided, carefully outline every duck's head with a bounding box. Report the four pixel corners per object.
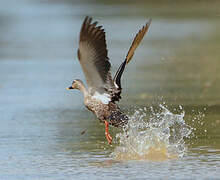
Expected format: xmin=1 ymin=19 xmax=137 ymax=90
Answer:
xmin=66 ymin=79 xmax=84 ymax=90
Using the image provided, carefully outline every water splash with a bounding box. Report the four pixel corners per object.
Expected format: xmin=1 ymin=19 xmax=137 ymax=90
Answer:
xmin=111 ymin=105 xmax=192 ymax=161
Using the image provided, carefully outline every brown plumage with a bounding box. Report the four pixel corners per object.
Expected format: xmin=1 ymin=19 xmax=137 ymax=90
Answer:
xmin=67 ymin=16 xmax=151 ymax=144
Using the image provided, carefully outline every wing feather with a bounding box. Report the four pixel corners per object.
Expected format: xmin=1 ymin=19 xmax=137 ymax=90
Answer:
xmin=112 ymin=19 xmax=151 ymax=101
xmin=77 ymin=16 xmax=113 ymax=94
xmin=125 ymin=19 xmax=151 ymax=64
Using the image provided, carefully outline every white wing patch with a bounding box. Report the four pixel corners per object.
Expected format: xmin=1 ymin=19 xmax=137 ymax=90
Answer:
xmin=114 ymin=81 xmax=119 ymax=89
xmin=92 ymin=91 xmax=111 ymax=104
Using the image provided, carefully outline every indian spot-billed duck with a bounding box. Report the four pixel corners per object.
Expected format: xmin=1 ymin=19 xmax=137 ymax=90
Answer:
xmin=67 ymin=16 xmax=151 ymax=144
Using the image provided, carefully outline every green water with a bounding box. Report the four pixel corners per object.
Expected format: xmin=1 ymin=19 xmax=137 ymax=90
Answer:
xmin=0 ymin=0 xmax=220 ymax=179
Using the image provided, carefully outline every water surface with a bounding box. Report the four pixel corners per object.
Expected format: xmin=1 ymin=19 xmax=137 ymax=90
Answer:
xmin=0 ymin=0 xmax=220 ymax=179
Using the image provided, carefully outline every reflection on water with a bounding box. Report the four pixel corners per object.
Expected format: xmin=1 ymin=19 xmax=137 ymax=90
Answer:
xmin=0 ymin=0 xmax=220 ymax=179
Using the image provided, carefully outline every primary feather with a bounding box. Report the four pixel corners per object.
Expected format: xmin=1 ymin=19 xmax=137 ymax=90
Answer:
xmin=112 ymin=19 xmax=152 ymax=100
xmin=77 ymin=16 xmax=113 ymax=94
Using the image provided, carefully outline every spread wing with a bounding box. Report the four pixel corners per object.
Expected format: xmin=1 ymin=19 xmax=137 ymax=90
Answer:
xmin=112 ymin=19 xmax=152 ymax=101
xmin=77 ymin=16 xmax=113 ymax=94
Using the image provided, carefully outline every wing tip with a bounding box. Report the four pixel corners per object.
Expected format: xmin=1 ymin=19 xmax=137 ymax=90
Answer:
xmin=80 ymin=16 xmax=107 ymax=42
xmin=142 ymin=18 xmax=152 ymax=33
xmin=144 ymin=18 xmax=152 ymax=30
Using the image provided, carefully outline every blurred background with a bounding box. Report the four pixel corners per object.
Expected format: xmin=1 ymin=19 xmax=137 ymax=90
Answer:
xmin=0 ymin=0 xmax=220 ymax=179
xmin=1 ymin=0 xmax=219 ymax=105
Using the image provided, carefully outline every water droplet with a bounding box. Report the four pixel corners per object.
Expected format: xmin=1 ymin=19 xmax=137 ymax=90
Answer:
xmin=112 ymin=105 xmax=192 ymax=161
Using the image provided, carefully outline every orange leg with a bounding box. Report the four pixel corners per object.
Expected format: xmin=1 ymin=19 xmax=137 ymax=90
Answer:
xmin=104 ymin=121 xmax=112 ymax=144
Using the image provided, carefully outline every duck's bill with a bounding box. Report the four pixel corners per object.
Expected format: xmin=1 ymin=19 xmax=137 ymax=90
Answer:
xmin=66 ymin=86 xmax=73 ymax=90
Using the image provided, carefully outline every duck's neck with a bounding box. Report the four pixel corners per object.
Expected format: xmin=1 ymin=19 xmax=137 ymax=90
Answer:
xmin=77 ymin=81 xmax=89 ymax=99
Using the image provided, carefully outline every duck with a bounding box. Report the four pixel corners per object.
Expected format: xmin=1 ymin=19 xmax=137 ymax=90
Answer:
xmin=67 ymin=16 xmax=151 ymax=144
